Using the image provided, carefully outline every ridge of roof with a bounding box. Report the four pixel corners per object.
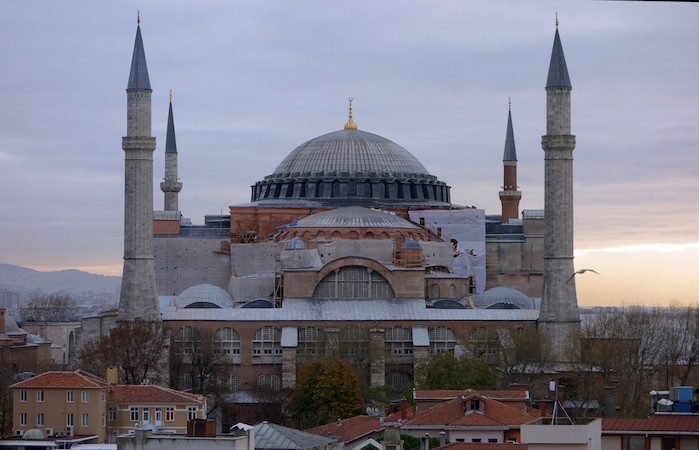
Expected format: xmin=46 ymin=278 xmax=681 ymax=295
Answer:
xmin=110 ymin=384 xmax=203 ymax=404
xmin=11 ymin=370 xmax=110 ymax=388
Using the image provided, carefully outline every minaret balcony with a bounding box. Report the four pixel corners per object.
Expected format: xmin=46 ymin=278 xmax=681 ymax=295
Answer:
xmin=499 ymin=190 xmax=521 ymax=197
xmin=160 ymin=180 xmax=183 ymax=192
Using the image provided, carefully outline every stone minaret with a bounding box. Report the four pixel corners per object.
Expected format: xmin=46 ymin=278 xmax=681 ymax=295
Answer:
xmin=499 ymin=99 xmax=521 ymax=223
xmin=160 ymin=92 xmax=182 ymax=211
xmin=538 ymin=23 xmax=579 ymax=358
xmin=118 ymin=18 xmax=160 ymax=322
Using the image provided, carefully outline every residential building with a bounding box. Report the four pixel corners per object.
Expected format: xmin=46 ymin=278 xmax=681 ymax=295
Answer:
xmin=107 ymin=385 xmax=206 ymax=443
xmin=602 ymin=415 xmax=699 ymax=450
xmin=382 ymin=389 xmax=538 ymax=444
xmin=306 ymin=415 xmax=384 ymax=450
xmin=11 ymin=370 xmax=111 ymax=442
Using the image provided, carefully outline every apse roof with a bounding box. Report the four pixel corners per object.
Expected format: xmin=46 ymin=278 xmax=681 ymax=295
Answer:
xmin=473 ymin=287 xmax=536 ymax=310
xmin=177 ymin=284 xmax=232 ymax=308
xmin=271 ymin=129 xmax=431 ymax=177
xmin=291 ymin=207 xmax=421 ymax=229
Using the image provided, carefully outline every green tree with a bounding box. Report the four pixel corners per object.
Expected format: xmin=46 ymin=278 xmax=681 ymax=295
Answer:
xmin=294 ymin=358 xmax=364 ymax=428
xmin=415 ymin=352 xmax=494 ymax=390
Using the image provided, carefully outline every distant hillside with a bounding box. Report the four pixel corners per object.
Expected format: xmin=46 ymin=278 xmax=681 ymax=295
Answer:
xmin=0 ymin=263 xmax=121 ymax=295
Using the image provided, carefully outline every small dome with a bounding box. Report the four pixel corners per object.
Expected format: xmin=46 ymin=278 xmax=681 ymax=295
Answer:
xmin=293 ymin=207 xmax=421 ymax=229
xmin=285 ymin=237 xmax=307 ymax=250
xmin=23 ymin=428 xmax=45 ymax=440
xmin=473 ymin=287 xmax=535 ymax=310
xmin=400 ymin=239 xmax=422 ymax=250
xmin=177 ymin=284 xmax=233 ymax=309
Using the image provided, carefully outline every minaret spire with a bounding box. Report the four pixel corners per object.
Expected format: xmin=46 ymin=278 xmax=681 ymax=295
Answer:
xmin=499 ymin=98 xmax=521 ymax=223
xmin=119 ymin=19 xmax=160 ymax=323
xmin=161 ymin=91 xmax=183 ymax=211
xmin=539 ymin=23 xmax=579 ymax=359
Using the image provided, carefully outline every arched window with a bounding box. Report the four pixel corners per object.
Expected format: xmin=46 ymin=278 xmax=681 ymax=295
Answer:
xmin=332 ymin=180 xmax=340 ymax=197
xmin=340 ymin=327 xmax=370 ymax=358
xmin=256 ymin=374 xmax=280 ymax=392
xmin=429 ymin=284 xmax=440 ymax=299
xmin=364 ymin=180 xmax=372 ymax=198
xmin=178 ymin=372 xmax=193 ymax=390
xmin=348 ymin=180 xmax=356 ymax=196
xmin=385 ymin=373 xmax=411 ymax=390
xmin=298 ymin=327 xmax=325 ymax=360
xmin=252 ymin=326 xmax=282 ymax=364
xmin=385 ymin=326 xmax=414 ymax=364
xmin=214 ymin=327 xmax=241 ymax=364
xmin=448 ymin=284 xmax=457 ymax=298
xmin=470 ymin=327 xmax=500 ymax=363
xmin=429 ymin=327 xmax=457 ymax=354
xmin=174 ymin=326 xmax=201 ymax=360
xmin=314 ymin=266 xmax=394 ymax=299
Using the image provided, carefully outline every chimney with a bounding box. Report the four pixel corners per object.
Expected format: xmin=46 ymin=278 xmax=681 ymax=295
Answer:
xmin=439 ymin=432 xmax=446 ymax=447
xmin=400 ymin=398 xmax=407 ymax=420
xmin=388 ymin=404 xmax=394 ymax=415
xmin=540 ymin=400 xmax=547 ymax=418
xmin=604 ymin=386 xmax=617 ymax=418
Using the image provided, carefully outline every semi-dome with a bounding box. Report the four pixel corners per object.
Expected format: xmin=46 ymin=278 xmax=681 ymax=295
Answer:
xmin=177 ymin=284 xmax=233 ymax=309
xmin=293 ymin=206 xmax=421 ymax=229
xmin=472 ymin=286 xmax=535 ymax=310
xmin=251 ymin=120 xmax=451 ymax=208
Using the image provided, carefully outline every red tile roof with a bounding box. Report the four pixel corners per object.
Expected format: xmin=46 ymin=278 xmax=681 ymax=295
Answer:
xmin=383 ymin=406 xmax=417 ymax=423
xmin=415 ymin=389 xmax=528 ymax=401
xmin=403 ymin=396 xmax=536 ymax=429
xmin=603 ymin=415 xmax=699 ymax=433
xmin=434 ymin=443 xmax=528 ymax=450
xmin=306 ymin=416 xmax=384 ymax=442
xmin=11 ymin=370 xmax=110 ymax=388
xmin=109 ymin=385 xmax=203 ymax=404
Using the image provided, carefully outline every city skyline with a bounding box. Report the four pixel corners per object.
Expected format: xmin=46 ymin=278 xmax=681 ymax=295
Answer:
xmin=1 ymin=1 xmax=697 ymax=306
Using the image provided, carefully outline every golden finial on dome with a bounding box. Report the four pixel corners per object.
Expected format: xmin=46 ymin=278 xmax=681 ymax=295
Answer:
xmin=344 ymin=97 xmax=357 ymax=130
xmin=137 ymin=10 xmax=141 ymax=26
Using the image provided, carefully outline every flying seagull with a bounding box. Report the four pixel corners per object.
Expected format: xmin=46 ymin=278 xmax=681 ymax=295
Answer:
xmin=566 ymin=269 xmax=600 ymax=284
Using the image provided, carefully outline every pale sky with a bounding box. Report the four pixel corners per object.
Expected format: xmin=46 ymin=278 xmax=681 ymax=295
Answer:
xmin=1 ymin=1 xmax=697 ymax=307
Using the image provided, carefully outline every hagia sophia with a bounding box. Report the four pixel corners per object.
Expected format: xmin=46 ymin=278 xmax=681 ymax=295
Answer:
xmin=71 ymin=18 xmax=580 ymax=397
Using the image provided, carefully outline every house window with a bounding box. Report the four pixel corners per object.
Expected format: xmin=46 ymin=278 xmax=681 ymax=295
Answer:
xmin=155 ymin=408 xmax=162 ymax=423
xmin=67 ymin=390 xmax=74 ymax=403
xmin=166 ymin=407 xmax=174 ymax=422
xmin=82 ymin=414 xmax=89 ymax=427
xmin=37 ymin=390 xmax=44 ymax=402
xmin=108 ymin=407 xmax=116 ymax=422
xmin=252 ymin=326 xmax=282 ymax=364
xmin=81 ymin=391 xmax=89 ymax=403
xmin=488 ymin=439 xmax=497 ymax=443
xmin=20 ymin=413 xmax=27 ymax=426
xmin=143 ymin=408 xmax=150 ymax=422
xmin=472 ymin=439 xmax=481 ymax=443
xmin=37 ymin=414 xmax=44 ymax=427
xmin=623 ymin=436 xmax=645 ymax=450
xmin=188 ymin=406 xmax=197 ymax=420
xmin=20 ymin=390 xmax=27 ymax=402
xmin=102 ymin=413 xmax=106 ymax=427
xmin=130 ymin=407 xmax=139 ymax=422
xmin=256 ymin=373 xmax=280 ymax=392
xmin=102 ymin=391 xmax=106 ymax=402
xmin=67 ymin=414 xmax=74 ymax=426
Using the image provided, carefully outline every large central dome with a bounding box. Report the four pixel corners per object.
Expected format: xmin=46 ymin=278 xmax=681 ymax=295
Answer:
xmin=251 ymin=122 xmax=451 ymax=209
xmin=272 ymin=129 xmax=431 ymax=177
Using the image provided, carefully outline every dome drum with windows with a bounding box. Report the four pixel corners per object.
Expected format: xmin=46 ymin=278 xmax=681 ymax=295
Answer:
xmin=251 ymin=104 xmax=451 ymax=208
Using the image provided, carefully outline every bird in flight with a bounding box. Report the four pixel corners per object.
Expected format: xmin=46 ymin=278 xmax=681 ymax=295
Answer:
xmin=566 ymin=269 xmax=600 ymax=284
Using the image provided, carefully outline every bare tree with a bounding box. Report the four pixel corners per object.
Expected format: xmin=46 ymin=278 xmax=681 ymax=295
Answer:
xmin=497 ymin=327 xmax=553 ymax=394
xmin=77 ymin=319 xmax=166 ymax=384
xmin=20 ymin=294 xmax=79 ymax=322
